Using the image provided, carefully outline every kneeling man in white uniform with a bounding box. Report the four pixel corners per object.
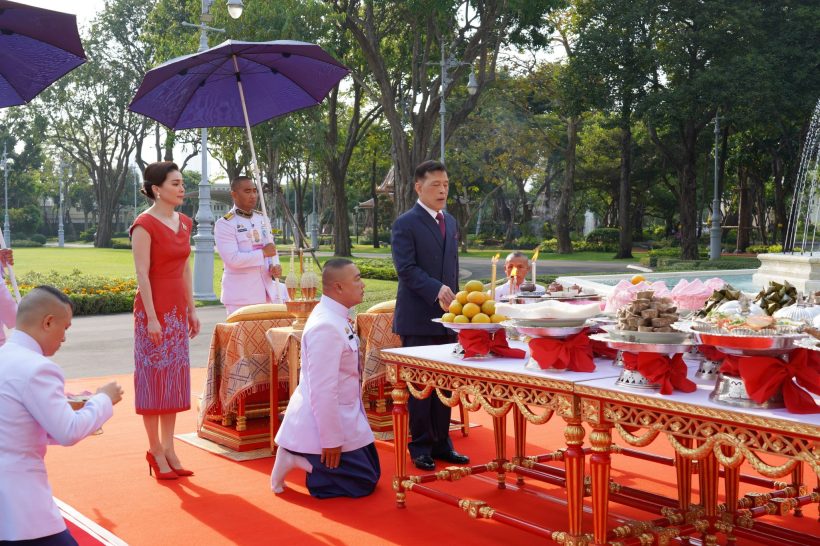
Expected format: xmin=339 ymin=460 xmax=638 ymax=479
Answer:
xmin=0 ymin=286 xmax=123 ymax=544
xmin=271 ymin=258 xmax=380 ymax=498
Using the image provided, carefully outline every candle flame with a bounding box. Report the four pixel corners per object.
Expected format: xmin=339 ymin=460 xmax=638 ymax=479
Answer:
xmin=492 ymin=253 xmax=500 ymax=264
xmin=532 ymin=247 xmax=540 ymax=261
xmin=510 ymin=266 xmax=518 ymax=278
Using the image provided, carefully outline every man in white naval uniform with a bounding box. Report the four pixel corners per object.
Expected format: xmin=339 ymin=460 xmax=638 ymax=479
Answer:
xmin=0 ymin=286 xmax=123 ymax=544
xmin=270 ymin=258 xmax=380 ymax=498
xmin=214 ymin=176 xmax=288 ymax=314
xmin=0 ymin=248 xmax=16 ymax=347
xmin=492 ymin=251 xmax=545 ymax=299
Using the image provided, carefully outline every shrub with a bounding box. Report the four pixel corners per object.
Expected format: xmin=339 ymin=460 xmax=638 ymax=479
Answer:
xmin=16 ymin=269 xmax=136 ymax=315
xmin=585 ymin=227 xmax=620 ymax=245
xmin=79 ymin=227 xmax=96 ymax=242
xmin=8 ymin=239 xmax=44 ymax=248
xmin=513 ymin=235 xmax=540 ymax=250
xmin=30 ymin=234 xmax=47 ymax=244
xmin=747 ymin=244 xmax=783 ymax=254
xmin=111 ymin=237 xmax=132 ymax=250
xmin=351 ymin=258 xmax=397 ymax=281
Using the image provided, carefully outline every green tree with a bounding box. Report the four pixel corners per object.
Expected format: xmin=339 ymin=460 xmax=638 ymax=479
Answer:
xmin=38 ymin=0 xmax=154 ymax=247
xmin=326 ymin=0 xmax=562 ymax=214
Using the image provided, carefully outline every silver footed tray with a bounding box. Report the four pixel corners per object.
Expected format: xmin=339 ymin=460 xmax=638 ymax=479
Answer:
xmin=673 ymin=320 xmax=806 ymax=356
xmin=589 ymin=332 xmax=695 ymax=354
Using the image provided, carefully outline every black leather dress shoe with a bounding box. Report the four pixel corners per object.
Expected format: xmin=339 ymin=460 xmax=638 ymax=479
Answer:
xmin=432 ymin=450 xmax=470 ymax=464
xmin=412 ymin=455 xmax=436 ymax=471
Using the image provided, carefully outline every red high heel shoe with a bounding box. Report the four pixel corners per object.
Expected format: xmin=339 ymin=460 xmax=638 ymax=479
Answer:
xmin=146 ymin=452 xmax=178 ymax=480
xmin=170 ymin=465 xmax=194 ymax=477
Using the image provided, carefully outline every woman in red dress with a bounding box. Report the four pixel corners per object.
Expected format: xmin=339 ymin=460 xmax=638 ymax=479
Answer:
xmin=130 ymin=161 xmax=200 ymax=480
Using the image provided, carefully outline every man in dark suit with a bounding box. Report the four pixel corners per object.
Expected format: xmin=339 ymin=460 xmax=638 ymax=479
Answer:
xmin=391 ymin=160 xmax=470 ymax=471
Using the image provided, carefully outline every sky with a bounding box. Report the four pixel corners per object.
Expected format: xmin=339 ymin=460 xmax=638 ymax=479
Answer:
xmin=21 ymin=0 xmax=105 ymax=25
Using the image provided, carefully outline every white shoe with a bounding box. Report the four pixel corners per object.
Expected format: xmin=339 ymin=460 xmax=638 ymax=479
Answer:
xmin=270 ymin=448 xmax=313 ymax=494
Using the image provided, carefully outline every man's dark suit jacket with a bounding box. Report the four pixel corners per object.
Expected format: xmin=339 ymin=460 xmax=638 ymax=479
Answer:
xmin=392 ymin=203 xmax=459 ymax=336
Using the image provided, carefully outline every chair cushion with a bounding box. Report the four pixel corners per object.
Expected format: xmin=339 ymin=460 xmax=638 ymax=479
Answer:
xmin=226 ymin=303 xmax=290 ymax=323
xmin=365 ymin=299 xmax=396 ymax=314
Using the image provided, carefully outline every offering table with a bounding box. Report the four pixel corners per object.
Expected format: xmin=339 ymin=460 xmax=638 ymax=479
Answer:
xmin=381 ymin=343 xmax=819 ymax=545
xmin=198 ymin=317 xmax=294 ymax=451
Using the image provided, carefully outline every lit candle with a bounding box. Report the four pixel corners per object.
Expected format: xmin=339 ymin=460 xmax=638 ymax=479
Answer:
xmin=510 ymin=266 xmax=518 ymax=296
xmin=290 ymin=248 xmax=295 ymax=276
xmin=531 ymin=247 xmax=540 ymax=285
xmin=490 ymin=253 xmax=499 ymax=298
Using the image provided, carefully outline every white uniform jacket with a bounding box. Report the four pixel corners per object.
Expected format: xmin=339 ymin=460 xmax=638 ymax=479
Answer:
xmin=0 ymin=331 xmax=113 ymax=540
xmin=214 ymin=206 xmax=287 ymax=307
xmin=275 ymin=296 xmax=374 ymax=455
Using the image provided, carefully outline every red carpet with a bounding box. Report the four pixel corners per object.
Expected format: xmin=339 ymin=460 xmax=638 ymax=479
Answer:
xmin=43 ymin=369 xmax=817 ymax=545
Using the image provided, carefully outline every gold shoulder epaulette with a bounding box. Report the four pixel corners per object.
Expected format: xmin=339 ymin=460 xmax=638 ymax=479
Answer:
xmin=223 ymin=211 xmax=235 ymax=220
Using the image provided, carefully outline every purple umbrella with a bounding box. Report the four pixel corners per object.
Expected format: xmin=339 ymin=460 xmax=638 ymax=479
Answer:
xmin=0 ymin=0 xmax=87 ymax=107
xmin=129 ymin=39 xmax=349 ymax=229
xmin=129 ymin=39 xmax=349 ymax=130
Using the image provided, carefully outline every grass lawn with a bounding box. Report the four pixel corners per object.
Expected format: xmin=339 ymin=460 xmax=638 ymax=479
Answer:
xmin=9 ymin=247 xmax=397 ymax=311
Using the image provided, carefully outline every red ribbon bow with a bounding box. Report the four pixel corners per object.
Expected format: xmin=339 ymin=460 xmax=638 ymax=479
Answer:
xmin=590 ymin=338 xmax=618 ymax=359
xmin=622 ymin=352 xmax=696 ymax=395
xmin=697 ymin=345 xmax=725 ymax=363
xmin=528 ymin=331 xmax=595 ymax=372
xmin=458 ymin=329 xmax=526 ymax=359
xmin=720 ymin=350 xmax=820 ymax=414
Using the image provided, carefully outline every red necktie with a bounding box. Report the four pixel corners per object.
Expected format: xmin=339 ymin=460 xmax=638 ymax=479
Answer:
xmin=435 ymin=212 xmax=445 ymax=238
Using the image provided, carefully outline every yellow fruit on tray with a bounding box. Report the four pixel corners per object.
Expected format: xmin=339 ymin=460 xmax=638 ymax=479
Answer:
xmin=455 ymin=290 xmax=469 ymax=305
xmin=630 ymin=274 xmax=646 ymax=285
xmin=481 ymin=300 xmax=496 ymax=315
xmin=448 ymin=300 xmax=463 ymax=315
xmin=462 ymin=302 xmax=480 ymax=319
xmin=453 ymin=314 xmax=470 ymax=324
xmin=464 ymin=280 xmax=484 ymax=293
xmin=466 ymin=291 xmax=486 ymax=305
xmin=471 ymin=313 xmax=490 ymax=323
xmin=441 ymin=312 xmax=456 ymax=322
xmin=490 ymin=313 xmax=506 ymax=323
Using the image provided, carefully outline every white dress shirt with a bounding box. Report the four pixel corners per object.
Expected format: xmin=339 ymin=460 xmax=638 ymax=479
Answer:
xmin=0 ymin=331 xmax=113 ymax=540
xmin=275 ymin=296 xmax=374 ymax=454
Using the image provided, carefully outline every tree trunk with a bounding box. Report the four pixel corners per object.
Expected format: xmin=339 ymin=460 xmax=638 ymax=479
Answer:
xmin=616 ymin=117 xmax=633 ymax=258
xmin=330 ymin=166 xmax=351 ymax=256
xmin=557 ymin=116 xmax=580 ymax=254
xmin=678 ymin=121 xmax=699 ymax=260
xmin=498 ymin=192 xmax=514 ymax=248
xmin=772 ymin=153 xmax=788 ymax=246
xmin=736 ymin=167 xmax=752 ymax=252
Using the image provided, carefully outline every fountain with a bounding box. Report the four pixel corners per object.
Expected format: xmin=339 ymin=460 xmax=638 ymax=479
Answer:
xmin=753 ymin=98 xmax=820 ymax=293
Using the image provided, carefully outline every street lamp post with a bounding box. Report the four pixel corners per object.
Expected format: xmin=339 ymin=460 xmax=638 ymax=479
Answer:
xmin=57 ymin=160 xmax=65 ymax=248
xmin=432 ymin=42 xmax=478 ymax=163
xmin=2 ymin=142 xmax=9 ymax=245
xmin=710 ymin=114 xmax=722 ymax=261
xmin=182 ymin=0 xmax=244 ymax=301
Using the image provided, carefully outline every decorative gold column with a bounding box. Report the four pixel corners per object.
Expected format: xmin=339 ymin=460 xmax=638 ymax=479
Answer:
xmin=675 ymin=435 xmax=693 ymax=511
xmin=698 ymin=439 xmax=719 ymax=538
xmin=512 ymin=406 xmax=527 ymax=486
xmin=589 ymin=424 xmax=612 ymax=545
xmin=564 ymin=413 xmax=586 ymax=537
xmin=791 ymin=462 xmax=804 ymax=518
xmin=391 ymin=375 xmax=410 ymax=508
xmin=491 ymin=399 xmax=508 ymax=489
xmin=721 ymin=445 xmax=739 ymax=545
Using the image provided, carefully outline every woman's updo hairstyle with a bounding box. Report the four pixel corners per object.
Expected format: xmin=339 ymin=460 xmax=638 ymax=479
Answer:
xmin=141 ymin=161 xmax=180 ymax=201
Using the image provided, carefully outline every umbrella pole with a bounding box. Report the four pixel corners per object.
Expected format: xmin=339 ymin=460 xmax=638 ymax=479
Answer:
xmin=0 ymin=229 xmax=21 ymax=303
xmin=231 ymin=55 xmax=322 ymax=274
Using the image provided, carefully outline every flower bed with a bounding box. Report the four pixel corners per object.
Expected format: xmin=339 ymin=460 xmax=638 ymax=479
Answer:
xmin=15 ymin=270 xmax=136 ymax=315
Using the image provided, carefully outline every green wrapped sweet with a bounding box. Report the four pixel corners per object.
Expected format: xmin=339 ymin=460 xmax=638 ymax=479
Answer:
xmin=753 ymin=280 xmax=797 ymax=316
